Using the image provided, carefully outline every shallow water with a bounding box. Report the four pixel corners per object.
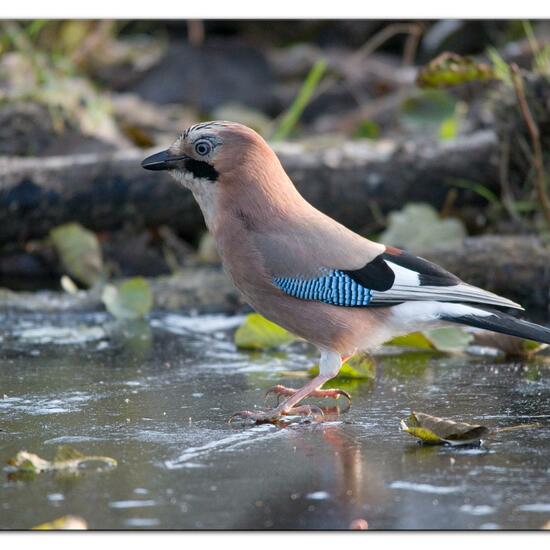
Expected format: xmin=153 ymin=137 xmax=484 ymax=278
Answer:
xmin=0 ymin=312 xmax=549 ymax=530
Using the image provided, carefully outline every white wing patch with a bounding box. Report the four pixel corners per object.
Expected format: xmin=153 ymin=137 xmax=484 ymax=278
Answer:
xmin=385 ymin=261 xmax=420 ymax=286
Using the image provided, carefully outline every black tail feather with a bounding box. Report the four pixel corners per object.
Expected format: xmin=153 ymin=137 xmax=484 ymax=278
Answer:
xmin=440 ymin=309 xmax=550 ymax=345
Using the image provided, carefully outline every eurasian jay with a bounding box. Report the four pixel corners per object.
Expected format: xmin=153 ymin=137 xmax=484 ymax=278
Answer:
xmin=142 ymin=121 xmax=550 ymax=423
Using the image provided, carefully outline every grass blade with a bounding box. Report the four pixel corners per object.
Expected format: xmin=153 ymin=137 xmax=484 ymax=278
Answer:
xmin=271 ymin=58 xmax=327 ymax=141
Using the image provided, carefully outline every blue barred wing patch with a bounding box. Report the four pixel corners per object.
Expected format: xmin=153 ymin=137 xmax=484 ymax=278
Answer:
xmin=273 ymin=270 xmax=372 ymax=307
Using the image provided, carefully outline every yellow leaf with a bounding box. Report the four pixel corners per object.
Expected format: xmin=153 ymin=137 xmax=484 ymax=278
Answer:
xmin=308 ymin=354 xmax=376 ymax=380
xmin=400 ymin=412 xmax=489 ymax=446
xmin=33 ymin=515 xmax=88 ymax=530
xmin=7 ymin=446 xmax=117 ymax=475
xmin=416 ymin=52 xmax=495 ymax=88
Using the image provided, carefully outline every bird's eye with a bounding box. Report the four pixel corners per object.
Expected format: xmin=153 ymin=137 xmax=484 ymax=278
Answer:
xmin=195 ymin=140 xmax=211 ymax=156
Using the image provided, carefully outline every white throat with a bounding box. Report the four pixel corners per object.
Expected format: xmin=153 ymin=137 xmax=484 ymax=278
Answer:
xmin=172 ymin=170 xmax=219 ymax=231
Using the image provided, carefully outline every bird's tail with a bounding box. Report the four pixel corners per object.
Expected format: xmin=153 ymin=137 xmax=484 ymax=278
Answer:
xmin=440 ymin=306 xmax=550 ymax=345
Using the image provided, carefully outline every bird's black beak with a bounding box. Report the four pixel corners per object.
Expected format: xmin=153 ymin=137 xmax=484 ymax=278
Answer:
xmin=141 ymin=150 xmax=188 ymax=171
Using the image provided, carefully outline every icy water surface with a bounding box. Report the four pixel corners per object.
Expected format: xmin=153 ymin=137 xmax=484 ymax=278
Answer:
xmin=0 ymin=312 xmax=549 ymax=530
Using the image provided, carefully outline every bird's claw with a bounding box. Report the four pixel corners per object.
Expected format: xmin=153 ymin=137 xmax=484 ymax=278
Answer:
xmin=228 ymin=404 xmax=325 ymax=425
xmin=264 ymin=384 xmax=352 ymax=406
xmin=228 ymin=410 xmax=263 ymax=424
xmin=325 ymin=388 xmax=352 ymax=403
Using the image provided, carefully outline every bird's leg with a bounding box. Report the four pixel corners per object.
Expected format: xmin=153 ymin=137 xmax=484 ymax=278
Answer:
xmin=265 ymin=352 xmax=353 ymax=405
xmin=229 ymin=349 xmax=343 ymax=424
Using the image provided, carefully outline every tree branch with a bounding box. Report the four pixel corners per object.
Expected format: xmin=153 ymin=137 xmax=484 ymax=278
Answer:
xmin=510 ymin=63 xmax=550 ymax=228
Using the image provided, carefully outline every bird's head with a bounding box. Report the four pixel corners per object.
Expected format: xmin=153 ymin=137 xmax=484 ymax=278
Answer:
xmin=141 ymin=120 xmax=277 ymax=185
xmin=141 ymin=121 xmax=299 ymax=230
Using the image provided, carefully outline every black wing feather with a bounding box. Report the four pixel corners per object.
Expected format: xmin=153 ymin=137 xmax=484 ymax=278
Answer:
xmin=343 ymin=254 xmax=395 ymax=291
xmin=381 ymin=250 xmax=460 ymax=287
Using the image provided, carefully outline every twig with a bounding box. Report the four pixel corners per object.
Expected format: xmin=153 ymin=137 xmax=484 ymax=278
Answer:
xmin=187 ymin=20 xmax=205 ymax=47
xmin=440 ymin=188 xmax=458 ymax=218
xmin=402 ymin=23 xmax=426 ymax=67
xmin=499 ymin=135 xmax=522 ymax=222
xmin=510 ymin=63 xmax=550 ymax=228
xmin=352 ymin=23 xmax=424 ymax=63
xmin=312 ymin=23 xmax=423 ymax=103
xmin=494 ymin=422 xmax=541 ymax=434
xmin=366 ymin=201 xmax=387 ymax=231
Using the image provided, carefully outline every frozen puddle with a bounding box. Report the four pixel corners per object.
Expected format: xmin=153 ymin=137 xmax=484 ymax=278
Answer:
xmin=0 ymin=392 xmax=92 ymax=416
xmin=109 ymin=500 xmax=157 ymax=509
xmin=15 ymin=325 xmax=106 ymax=345
xmin=151 ymin=314 xmax=246 ymax=334
xmin=517 ymin=504 xmax=550 ymax=512
xmin=460 ymin=505 xmax=495 ymax=516
xmin=1 ymin=312 xmax=549 ymax=529
xmin=163 ymin=424 xmax=284 ymax=469
xmin=389 ymin=481 xmax=464 ymax=495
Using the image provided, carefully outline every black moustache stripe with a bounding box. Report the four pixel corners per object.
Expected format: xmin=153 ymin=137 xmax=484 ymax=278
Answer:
xmin=184 ymin=159 xmax=219 ymax=182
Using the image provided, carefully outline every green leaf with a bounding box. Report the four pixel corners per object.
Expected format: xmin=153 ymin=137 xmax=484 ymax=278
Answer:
xmin=308 ymin=354 xmax=376 ymax=381
xmin=379 ymin=203 xmax=466 ymax=253
xmin=101 ymin=277 xmax=153 ymax=320
xmin=387 ymin=332 xmax=435 ymax=350
xmin=486 ymin=46 xmax=512 ymax=83
xmin=416 ymin=52 xmax=495 ymax=88
xmin=424 ymin=327 xmax=473 ymax=353
xmin=387 ymin=327 xmax=472 ymax=353
xmin=439 ymin=115 xmax=458 ymax=140
xmin=25 ymin=20 xmax=49 ymax=38
xmin=234 ymin=313 xmax=297 ymax=350
xmin=401 ymin=89 xmax=457 ymax=134
xmin=7 ymin=446 xmax=117 ymax=475
xmin=521 ymin=339 xmax=547 ymax=355
xmin=49 ymin=223 xmax=103 ymax=287
xmin=355 ymin=120 xmax=380 ymax=139
xmin=400 ymin=412 xmax=489 ymax=446
xmin=381 ymin=353 xmax=431 ymax=378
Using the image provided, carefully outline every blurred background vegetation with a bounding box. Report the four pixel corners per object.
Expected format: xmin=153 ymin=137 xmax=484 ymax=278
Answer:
xmin=1 ymin=19 xmax=550 ymax=318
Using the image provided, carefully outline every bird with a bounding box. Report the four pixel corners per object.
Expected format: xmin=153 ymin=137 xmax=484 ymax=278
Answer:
xmin=142 ymin=121 xmax=550 ymax=424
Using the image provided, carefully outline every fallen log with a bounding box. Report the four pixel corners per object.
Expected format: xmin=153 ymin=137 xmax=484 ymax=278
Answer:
xmin=0 ymin=130 xmax=498 ymax=245
xmin=0 ymin=266 xmax=244 ymax=315
xmin=1 ymin=235 xmax=549 ymax=318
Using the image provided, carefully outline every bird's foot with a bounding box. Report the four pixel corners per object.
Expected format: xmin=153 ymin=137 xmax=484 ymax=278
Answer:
xmin=228 ymin=404 xmax=324 ymax=425
xmin=265 ymin=384 xmax=351 ymax=406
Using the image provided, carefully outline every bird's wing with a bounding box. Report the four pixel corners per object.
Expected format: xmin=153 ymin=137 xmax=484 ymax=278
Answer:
xmin=355 ymin=247 xmax=522 ymax=309
xmin=271 ymin=244 xmax=523 ymax=310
